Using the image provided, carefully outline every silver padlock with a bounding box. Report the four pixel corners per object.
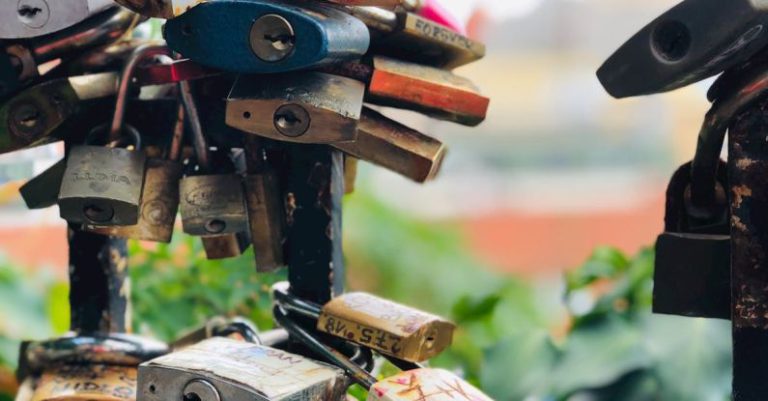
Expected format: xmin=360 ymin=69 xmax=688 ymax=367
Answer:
xmin=138 ymin=337 xmax=348 ymax=401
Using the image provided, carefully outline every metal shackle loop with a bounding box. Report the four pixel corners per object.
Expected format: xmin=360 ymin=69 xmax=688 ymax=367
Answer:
xmin=110 ymin=44 xmax=172 ymax=142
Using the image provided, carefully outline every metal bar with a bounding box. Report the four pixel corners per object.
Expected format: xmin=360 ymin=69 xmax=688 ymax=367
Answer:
xmin=728 ymin=97 xmax=768 ymax=400
xmin=68 ymin=225 xmax=130 ymax=334
xmin=282 ymin=144 xmax=345 ymax=304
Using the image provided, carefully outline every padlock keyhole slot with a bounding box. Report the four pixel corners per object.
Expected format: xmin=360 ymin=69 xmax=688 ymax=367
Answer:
xmin=83 ymin=203 xmax=115 ymax=223
xmin=183 ymin=392 xmax=202 ymax=401
xmin=652 ymin=20 xmax=691 ymax=63
xmin=205 ymin=219 xmax=227 ymax=234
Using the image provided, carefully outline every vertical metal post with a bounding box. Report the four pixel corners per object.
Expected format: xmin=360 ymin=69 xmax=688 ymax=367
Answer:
xmin=282 ymin=144 xmax=345 ymax=304
xmin=68 ymin=225 xmax=131 ymax=334
xmin=729 ymin=99 xmax=768 ymax=400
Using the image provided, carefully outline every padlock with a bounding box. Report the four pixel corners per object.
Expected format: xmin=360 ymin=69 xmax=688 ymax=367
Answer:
xmin=0 ymin=72 xmax=119 ymax=155
xmin=0 ymin=7 xmax=138 ymax=100
xmin=348 ymin=7 xmax=485 ymax=69
xmin=598 ymin=0 xmax=768 ymax=98
xmin=163 ymin=0 xmax=370 ymax=74
xmin=58 ymin=126 xmax=147 ymax=226
xmin=180 ymin=80 xmax=251 ymax=259
xmin=20 ymin=159 xmax=66 ymax=210
xmin=344 ymin=156 xmax=359 ymax=194
xmin=325 ymin=56 xmax=489 ymax=126
xmin=273 ymin=305 xmax=492 ymax=401
xmin=367 ymin=369 xmax=493 ymax=401
xmin=226 ymin=72 xmax=364 ymax=144
xmin=30 ymin=364 xmax=138 ymax=401
xmin=273 ymin=282 xmax=455 ymax=363
xmin=334 ymin=108 xmax=446 ymax=183
xmin=58 ymin=44 xmax=172 ymax=227
xmin=244 ymin=173 xmax=286 ymax=272
xmin=138 ymin=337 xmax=348 ymax=401
xmin=653 ymin=161 xmax=731 ymax=320
xmin=0 ymin=0 xmax=114 ymax=39
xmin=86 ymin=105 xmax=185 ymax=242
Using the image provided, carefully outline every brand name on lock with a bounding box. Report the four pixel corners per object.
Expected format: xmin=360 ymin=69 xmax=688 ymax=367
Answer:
xmin=185 ymin=185 xmax=241 ymax=209
xmin=71 ymin=171 xmax=133 ymax=189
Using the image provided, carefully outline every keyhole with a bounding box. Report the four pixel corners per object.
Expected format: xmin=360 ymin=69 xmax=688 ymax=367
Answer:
xmin=18 ymin=5 xmax=42 ymax=17
xmin=264 ymin=33 xmax=294 ymax=51
xmin=273 ymin=104 xmax=310 ymax=137
xmin=652 ymin=20 xmax=691 ymax=62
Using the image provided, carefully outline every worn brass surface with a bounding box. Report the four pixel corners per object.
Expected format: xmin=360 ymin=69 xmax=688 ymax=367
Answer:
xmin=334 ymin=108 xmax=446 ymax=183
xmin=318 ymin=292 xmax=455 ymax=362
xmin=244 ymin=173 xmax=285 ymax=272
xmin=58 ymin=145 xmax=147 ymax=226
xmin=225 ymin=72 xmax=363 ymax=144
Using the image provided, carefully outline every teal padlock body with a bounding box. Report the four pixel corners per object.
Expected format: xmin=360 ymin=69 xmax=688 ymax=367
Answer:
xmin=164 ymin=0 xmax=370 ymax=74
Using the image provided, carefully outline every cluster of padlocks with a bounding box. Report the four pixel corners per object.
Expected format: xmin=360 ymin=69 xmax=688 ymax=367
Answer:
xmin=2 ymin=0 xmax=493 ymax=400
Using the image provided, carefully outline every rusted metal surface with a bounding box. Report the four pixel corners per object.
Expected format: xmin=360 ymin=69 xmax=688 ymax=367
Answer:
xmin=31 ymin=364 xmax=138 ymax=401
xmin=68 ymin=225 xmax=130 ymax=334
xmin=282 ymin=144 xmax=345 ymax=304
xmin=728 ymin=97 xmax=768 ymax=400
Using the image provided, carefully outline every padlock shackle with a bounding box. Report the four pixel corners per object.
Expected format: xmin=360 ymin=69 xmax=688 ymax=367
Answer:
xmin=691 ymin=62 xmax=768 ymax=214
xmin=180 ymin=80 xmax=211 ymax=171
xmin=273 ymin=305 xmax=378 ymax=389
xmin=272 ymin=282 xmax=323 ymax=318
xmin=86 ymin=123 xmax=142 ymax=150
xmin=110 ymin=44 xmax=172 ymax=142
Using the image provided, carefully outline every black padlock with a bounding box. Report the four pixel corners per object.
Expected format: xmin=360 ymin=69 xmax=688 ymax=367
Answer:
xmin=598 ymin=0 xmax=768 ymax=98
xmin=653 ymin=161 xmax=731 ymax=320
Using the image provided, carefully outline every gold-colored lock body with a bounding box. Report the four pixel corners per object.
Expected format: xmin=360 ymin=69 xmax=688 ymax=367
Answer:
xmin=244 ymin=173 xmax=286 ymax=272
xmin=87 ymin=158 xmax=183 ymax=242
xmin=58 ymin=145 xmax=147 ymax=226
xmin=30 ymin=364 xmax=138 ymax=401
xmin=367 ymin=369 xmax=492 ymax=401
xmin=334 ymin=108 xmax=446 ymax=183
xmin=225 ymin=72 xmax=364 ymax=144
xmin=179 ymin=174 xmax=249 ymax=237
xmin=317 ymin=292 xmax=455 ymax=362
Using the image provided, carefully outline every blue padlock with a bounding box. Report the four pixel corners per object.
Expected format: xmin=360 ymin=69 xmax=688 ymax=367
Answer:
xmin=164 ymin=0 xmax=370 ymax=74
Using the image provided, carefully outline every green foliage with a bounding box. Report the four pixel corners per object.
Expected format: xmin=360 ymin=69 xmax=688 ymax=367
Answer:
xmin=0 ymin=186 xmax=733 ymax=401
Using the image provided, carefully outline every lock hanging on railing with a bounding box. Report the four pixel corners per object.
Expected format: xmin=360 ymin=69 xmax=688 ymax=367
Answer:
xmin=273 ymin=282 xmax=455 ymax=363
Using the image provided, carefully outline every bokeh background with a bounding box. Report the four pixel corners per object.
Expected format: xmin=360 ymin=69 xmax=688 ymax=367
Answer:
xmin=0 ymin=0 xmax=734 ymax=400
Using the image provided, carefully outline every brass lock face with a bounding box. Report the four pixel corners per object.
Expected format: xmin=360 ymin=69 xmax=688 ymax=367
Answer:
xmin=87 ymin=158 xmax=183 ymax=243
xmin=334 ymin=108 xmax=446 ymax=183
xmin=367 ymin=369 xmax=492 ymax=401
xmin=20 ymin=158 xmax=66 ymax=210
xmin=244 ymin=173 xmax=285 ymax=272
xmin=31 ymin=364 xmax=138 ymax=401
xmin=58 ymin=145 xmax=147 ymax=226
xmin=225 ymin=72 xmax=364 ymax=144
xmin=317 ymin=292 xmax=456 ymax=362
xmin=201 ymin=232 xmax=251 ymax=260
xmin=138 ymin=337 xmax=347 ymax=401
xmin=179 ymin=174 xmax=249 ymax=237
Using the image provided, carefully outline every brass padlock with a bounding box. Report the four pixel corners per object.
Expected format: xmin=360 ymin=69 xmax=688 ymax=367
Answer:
xmin=29 ymin=364 xmax=138 ymax=401
xmin=334 ymin=108 xmax=446 ymax=183
xmin=273 ymin=283 xmax=455 ymax=363
xmin=225 ymin=72 xmax=364 ymax=144
xmin=138 ymin=337 xmax=347 ymax=401
xmin=367 ymin=369 xmax=492 ymax=401
xmin=244 ymin=173 xmax=286 ymax=272
xmin=348 ymin=7 xmax=485 ymax=69
xmin=58 ymin=126 xmax=147 ymax=226
xmin=274 ymin=305 xmax=492 ymax=401
xmin=325 ymin=56 xmax=490 ymax=126
xmin=180 ymin=81 xmax=250 ymax=259
xmin=86 ymin=106 xmax=185 ymax=242
xmin=20 ymin=159 xmax=66 ymax=210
